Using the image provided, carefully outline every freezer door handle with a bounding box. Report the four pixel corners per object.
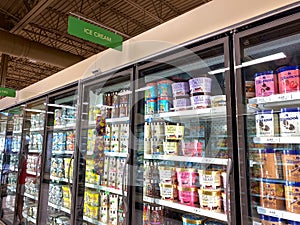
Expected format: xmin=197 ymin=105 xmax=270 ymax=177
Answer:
xmin=226 ymin=158 xmax=232 ymax=224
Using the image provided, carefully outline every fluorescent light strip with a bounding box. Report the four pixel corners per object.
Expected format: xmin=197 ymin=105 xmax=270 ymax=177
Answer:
xmin=238 ymin=52 xmax=286 ymax=68
xmin=25 ymin=109 xmax=46 ymax=113
xmin=118 ymin=90 xmax=132 ymax=96
xmin=208 ymin=67 xmax=229 ymax=75
xmin=46 ymin=103 xmax=76 ymax=109
xmin=135 ymin=86 xmax=152 ymax=92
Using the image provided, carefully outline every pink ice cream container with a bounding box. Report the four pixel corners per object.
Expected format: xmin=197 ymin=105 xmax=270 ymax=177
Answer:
xmin=254 ymin=71 xmax=278 ymax=97
xmin=178 ymin=186 xmax=199 ymax=206
xmin=176 ymin=168 xmax=198 ymax=187
xmin=277 ymin=66 xmax=300 ymax=94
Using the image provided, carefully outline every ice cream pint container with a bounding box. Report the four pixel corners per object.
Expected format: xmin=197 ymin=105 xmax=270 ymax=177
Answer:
xmin=191 ymin=95 xmax=211 ymax=109
xmin=255 ymin=110 xmax=279 ymax=137
xmin=277 ymin=66 xmax=300 ymax=93
xmin=280 ymin=108 xmax=300 ymax=136
xmin=254 ymin=71 xmax=278 ymax=97
xmin=189 ymin=77 xmax=212 ymax=94
xmin=172 ymin=82 xmax=190 ymax=97
xmin=157 ymin=79 xmax=173 ymax=97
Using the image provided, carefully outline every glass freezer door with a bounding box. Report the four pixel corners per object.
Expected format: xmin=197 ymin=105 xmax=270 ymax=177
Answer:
xmin=235 ymin=12 xmax=300 ymax=225
xmin=19 ymin=100 xmax=46 ymax=225
xmin=0 ymin=107 xmax=23 ymax=224
xmin=134 ymin=38 xmax=235 ymax=225
xmin=76 ymin=70 xmax=132 ymax=225
xmin=42 ymin=89 xmax=78 ymax=225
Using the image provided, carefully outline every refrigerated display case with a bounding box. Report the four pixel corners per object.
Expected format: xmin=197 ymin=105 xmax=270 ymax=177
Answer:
xmin=75 ymin=69 xmax=132 ymax=225
xmin=19 ymin=100 xmax=46 ymax=225
xmin=0 ymin=106 xmax=24 ymax=224
xmin=235 ymin=10 xmax=300 ymax=225
xmin=39 ymin=87 xmax=78 ymax=225
xmin=132 ymin=37 xmax=237 ymax=225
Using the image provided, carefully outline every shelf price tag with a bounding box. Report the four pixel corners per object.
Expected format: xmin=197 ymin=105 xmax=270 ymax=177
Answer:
xmin=265 ymin=137 xmax=280 ymax=143
xmin=256 ymin=97 xmax=267 ymax=104
xmin=269 ymin=93 xmax=292 ymax=102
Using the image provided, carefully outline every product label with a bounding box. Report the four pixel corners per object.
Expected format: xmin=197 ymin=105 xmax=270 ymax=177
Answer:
xmin=255 ymin=113 xmax=279 ymax=137
xmin=189 ymin=77 xmax=212 ymax=93
xmin=278 ymin=69 xmax=300 ymax=93
xmin=255 ymin=74 xmax=277 ymax=97
xmin=280 ymin=111 xmax=300 ymax=136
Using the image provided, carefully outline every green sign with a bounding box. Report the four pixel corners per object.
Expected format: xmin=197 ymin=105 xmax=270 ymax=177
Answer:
xmin=68 ymin=16 xmax=123 ymax=51
xmin=0 ymin=87 xmax=16 ymax=97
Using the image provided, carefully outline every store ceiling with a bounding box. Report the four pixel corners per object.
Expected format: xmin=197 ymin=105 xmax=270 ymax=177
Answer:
xmin=0 ymin=0 xmax=211 ymax=91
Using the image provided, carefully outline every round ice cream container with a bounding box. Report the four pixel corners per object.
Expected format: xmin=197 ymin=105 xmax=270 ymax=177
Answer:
xmin=255 ymin=110 xmax=279 ymax=137
xmin=176 ymin=168 xmax=198 ymax=187
xmin=198 ymin=189 xmax=222 ymax=212
xmin=178 ymin=186 xmax=199 ymax=206
xmin=157 ymin=79 xmax=173 ymax=97
xmin=189 ymin=77 xmax=212 ymax=94
xmin=280 ymin=108 xmax=300 ymax=137
xmin=173 ymin=97 xmax=191 ymax=111
xmin=254 ymin=71 xmax=278 ymax=97
xmin=158 ymin=97 xmax=172 ymax=113
xmin=191 ymin=94 xmax=211 ymax=109
xmin=277 ymin=66 xmax=300 ymax=94
xmin=145 ymin=82 xmax=157 ymax=99
xmin=211 ymin=95 xmax=226 ymax=107
xmin=172 ymin=82 xmax=190 ymax=97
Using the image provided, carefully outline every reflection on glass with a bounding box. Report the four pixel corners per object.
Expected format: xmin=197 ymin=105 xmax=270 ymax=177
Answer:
xmin=78 ymin=77 xmax=131 ymax=225
xmin=137 ymin=44 xmax=230 ymax=224
xmin=240 ymin=18 xmax=300 ymax=224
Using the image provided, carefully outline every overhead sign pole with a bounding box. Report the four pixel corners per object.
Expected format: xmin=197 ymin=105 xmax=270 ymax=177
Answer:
xmin=68 ymin=15 xmax=123 ymax=51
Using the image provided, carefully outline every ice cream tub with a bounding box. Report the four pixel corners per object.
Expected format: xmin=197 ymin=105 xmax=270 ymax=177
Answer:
xmin=158 ymin=97 xmax=172 ymax=113
xmin=254 ymin=71 xmax=278 ymax=97
xmin=261 ymin=215 xmax=286 ymax=225
xmin=182 ymin=214 xmax=206 ymax=225
xmin=171 ymin=82 xmax=190 ymax=97
xmin=158 ymin=166 xmax=176 ymax=184
xmin=285 ymin=181 xmax=300 ymax=213
xmin=159 ymin=183 xmax=177 ymax=200
xmin=255 ymin=110 xmax=279 ymax=137
xmin=260 ymin=179 xmax=285 ymax=210
xmin=282 ymin=150 xmax=300 ymax=182
xmin=198 ymin=170 xmax=222 ymax=190
xmin=176 ymin=168 xmax=198 ymax=187
xmin=165 ymin=124 xmax=184 ymax=140
xmin=280 ymin=108 xmax=300 ymax=137
xmin=189 ymin=77 xmax=212 ymax=94
xmin=145 ymin=99 xmax=157 ymax=115
xmin=145 ymin=82 xmax=157 ymax=99
xmin=178 ymin=186 xmax=199 ymax=206
xmin=198 ymin=189 xmax=222 ymax=212
xmin=277 ymin=66 xmax=300 ymax=94
xmin=191 ymin=95 xmax=211 ymax=109
xmin=173 ymin=97 xmax=191 ymax=111
xmin=211 ymin=95 xmax=226 ymax=107
xmin=245 ymin=81 xmax=255 ymax=98
xmin=157 ymin=79 xmax=173 ymax=97
xmin=163 ymin=141 xmax=178 ymax=155
xmin=182 ymin=140 xmax=202 ymax=157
